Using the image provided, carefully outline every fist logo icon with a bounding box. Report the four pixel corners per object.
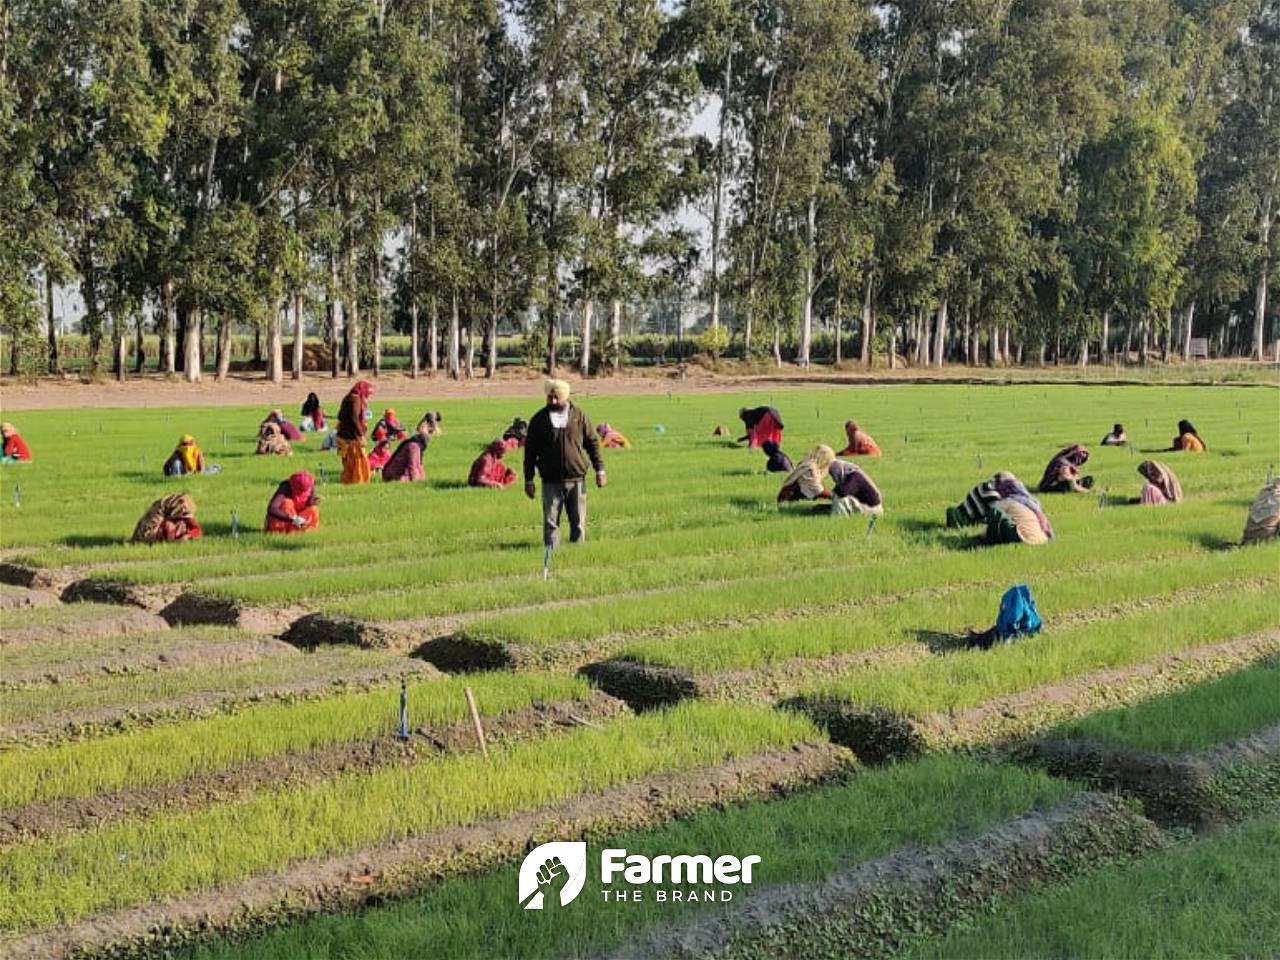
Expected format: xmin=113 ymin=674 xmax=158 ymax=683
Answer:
xmin=518 ymin=842 xmax=587 ymax=909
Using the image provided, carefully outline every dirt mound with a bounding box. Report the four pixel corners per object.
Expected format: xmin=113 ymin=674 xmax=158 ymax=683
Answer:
xmin=0 ymin=607 xmax=170 ymax=647
xmin=0 ymin=585 xmax=59 ymax=611
xmin=161 ymin=592 xmax=305 ymax=633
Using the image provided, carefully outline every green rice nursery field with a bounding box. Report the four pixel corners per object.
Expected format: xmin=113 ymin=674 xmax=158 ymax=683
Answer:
xmin=0 ymin=381 xmax=1277 ymax=958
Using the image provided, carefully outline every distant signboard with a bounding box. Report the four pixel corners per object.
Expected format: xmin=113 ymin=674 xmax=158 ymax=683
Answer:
xmin=1189 ymin=337 xmax=1209 ymax=360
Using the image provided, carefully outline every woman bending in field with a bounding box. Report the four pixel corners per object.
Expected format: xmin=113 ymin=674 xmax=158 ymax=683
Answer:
xmin=1242 ymin=479 xmax=1280 ymax=545
xmin=163 ymin=435 xmax=206 ymax=476
xmin=132 ymin=493 xmax=202 ymax=543
xmin=984 ymin=496 xmax=1052 ymax=546
xmin=947 ymin=472 xmax=1037 ymax=527
xmin=596 ymin=422 xmax=632 ymax=449
xmin=468 ymin=437 xmax=519 ymax=488
xmin=265 ymin=471 xmax=320 ymax=533
xmin=0 ymin=422 xmax=31 ymax=462
xmin=828 ymin=459 xmax=883 ymax=515
xmin=262 ymin=409 xmax=302 ymax=441
xmin=1169 ymin=419 xmax=1206 ymax=452
xmin=836 ymin=420 xmax=881 ymax=457
xmin=256 ymin=421 xmax=292 ymax=456
xmin=337 ymin=380 xmax=373 ymax=484
xmin=739 ymin=406 xmax=784 ymax=449
xmin=300 ymin=392 xmax=325 ymax=431
xmin=502 ymin=417 xmax=529 ymax=446
xmin=762 ymin=440 xmax=792 ymax=473
xmin=372 ymin=408 xmax=407 ymax=443
xmin=384 ymin=422 xmax=432 ymax=483
xmin=777 ymin=445 xmax=835 ymax=503
xmin=1137 ymin=460 xmax=1182 ymax=505
xmin=1038 ymin=444 xmax=1093 ymax=493
xmin=1100 ymin=423 xmax=1128 ymax=446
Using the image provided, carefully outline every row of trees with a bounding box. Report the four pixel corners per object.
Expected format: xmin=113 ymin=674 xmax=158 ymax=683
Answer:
xmin=2 ymin=0 xmax=1277 ymax=381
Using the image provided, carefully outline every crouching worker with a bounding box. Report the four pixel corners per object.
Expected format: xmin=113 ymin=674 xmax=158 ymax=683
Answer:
xmin=1138 ymin=460 xmax=1182 ymax=506
xmin=1242 ymin=479 xmax=1280 ymax=546
xmin=762 ymin=440 xmax=792 ymax=473
xmin=984 ymin=497 xmax=1052 ymax=545
xmin=1039 ymin=444 xmax=1093 ymax=493
xmin=828 ymin=459 xmax=883 ymax=516
xmin=163 ymin=435 xmax=206 ymax=476
xmin=837 ymin=420 xmax=881 ymax=457
xmin=132 ymin=493 xmax=202 ymax=543
xmin=0 ymin=422 xmax=32 ymax=462
xmin=265 ymin=471 xmax=320 ymax=533
xmin=777 ymin=445 xmax=835 ymax=503
xmin=469 ymin=437 xmax=519 ymax=488
xmin=372 ymin=408 xmax=407 ymax=443
xmin=256 ymin=421 xmax=292 ymax=456
xmin=383 ymin=423 xmax=432 ymax=483
xmin=739 ymin=405 xmax=784 ymax=449
xmin=596 ymin=423 xmax=631 ymax=449
xmin=1170 ymin=419 xmax=1206 ymax=452
xmin=947 ymin=472 xmax=1029 ymax=527
xmin=1100 ymin=423 xmax=1128 ymax=446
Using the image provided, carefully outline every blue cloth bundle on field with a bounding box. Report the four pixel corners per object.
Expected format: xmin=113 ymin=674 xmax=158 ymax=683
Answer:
xmin=995 ymin=584 xmax=1042 ymax=642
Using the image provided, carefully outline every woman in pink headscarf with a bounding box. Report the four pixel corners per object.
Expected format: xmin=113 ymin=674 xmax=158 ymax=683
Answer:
xmin=1038 ymin=444 xmax=1093 ymax=493
xmin=264 ymin=471 xmax=320 ymax=533
xmin=1137 ymin=460 xmax=1183 ymax=506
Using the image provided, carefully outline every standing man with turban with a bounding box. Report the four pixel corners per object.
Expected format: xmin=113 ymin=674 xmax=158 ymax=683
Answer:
xmin=524 ymin=379 xmax=606 ymax=547
xmin=337 ymin=380 xmax=374 ymax=484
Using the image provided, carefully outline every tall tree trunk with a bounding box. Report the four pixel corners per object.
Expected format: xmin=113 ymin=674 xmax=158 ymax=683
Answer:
xmin=428 ymin=295 xmax=439 ymax=372
xmin=580 ymin=297 xmax=593 ymax=376
xmin=112 ymin=317 xmax=126 ymax=382
xmin=372 ymin=257 xmax=383 ymax=378
xmin=772 ymin=326 xmax=781 ymax=367
xmin=833 ymin=284 xmax=843 ymax=365
xmin=859 ymin=277 xmax=873 ymax=367
xmin=931 ymin=297 xmax=947 ymax=369
xmin=345 ymin=253 xmax=360 ymax=378
xmin=45 ymin=270 xmax=60 ymax=374
xmin=798 ymin=194 xmax=816 ymax=367
xmin=328 ymin=252 xmax=341 ymax=378
xmin=409 ymin=199 xmax=420 ymax=378
xmin=1100 ymin=309 xmax=1110 ymax=363
xmin=1001 ymin=326 xmax=1011 ymax=365
xmin=133 ymin=312 xmax=145 ymax=373
xmin=485 ymin=299 xmax=498 ymax=379
xmin=183 ymin=303 xmax=201 ymax=383
xmin=448 ymin=288 xmax=461 ymax=379
xmin=1181 ymin=301 xmax=1195 ymax=360
xmin=988 ymin=322 xmax=1000 ymax=366
xmin=889 ymin=320 xmax=897 ymax=370
xmin=610 ymin=298 xmax=622 ymax=373
xmin=215 ymin=316 xmax=231 ymax=380
xmin=708 ymin=45 xmax=732 ymax=331
xmin=1253 ymin=246 xmax=1270 ymax=361
xmin=291 ymin=291 xmax=304 ymax=379
xmin=267 ymin=299 xmax=284 ymax=382
xmin=1124 ymin=316 xmax=1135 ymax=361
xmin=160 ymin=278 xmax=176 ymax=375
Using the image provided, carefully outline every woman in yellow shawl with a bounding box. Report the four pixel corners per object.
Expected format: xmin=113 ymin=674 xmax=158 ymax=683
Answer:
xmin=777 ymin=444 xmax=836 ymax=502
xmin=336 ymin=380 xmax=374 ymax=484
xmin=163 ymin=435 xmax=206 ymax=476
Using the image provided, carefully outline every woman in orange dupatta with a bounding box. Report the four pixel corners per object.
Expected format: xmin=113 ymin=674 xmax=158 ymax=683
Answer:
xmin=836 ymin=420 xmax=881 ymax=457
xmin=336 ymin=380 xmax=374 ymax=484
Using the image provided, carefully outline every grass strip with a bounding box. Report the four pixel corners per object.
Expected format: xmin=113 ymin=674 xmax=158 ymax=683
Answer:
xmin=0 ymin=703 xmax=816 ymax=932
xmin=901 ymin=813 xmax=1280 ymax=960
xmin=807 ymin=580 xmax=1279 ymax=717
xmin=1052 ymin=658 xmax=1280 ymax=753
xmin=0 ymin=673 xmax=594 ymax=807
xmin=181 ymin=755 xmax=1079 ymax=960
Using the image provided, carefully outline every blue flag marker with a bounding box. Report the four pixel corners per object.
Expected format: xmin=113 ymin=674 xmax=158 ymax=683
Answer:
xmin=866 ymin=514 xmax=878 ymax=539
xmin=1098 ymin=488 xmax=1109 ymax=510
xmin=12 ymin=483 xmax=20 ymax=509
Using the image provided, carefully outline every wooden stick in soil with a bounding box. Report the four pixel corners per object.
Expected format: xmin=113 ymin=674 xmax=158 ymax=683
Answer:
xmin=464 ymin=686 xmax=488 ymax=758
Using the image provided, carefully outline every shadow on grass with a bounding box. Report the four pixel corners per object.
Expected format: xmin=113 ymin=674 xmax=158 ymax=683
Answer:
xmin=896 ymin=516 xmax=979 ymax=551
xmin=428 ymin=479 xmax=471 ymax=491
xmin=60 ymin=534 xmax=126 ymax=548
xmin=913 ymin=628 xmax=981 ymax=654
xmin=1191 ymin=532 xmax=1238 ymax=552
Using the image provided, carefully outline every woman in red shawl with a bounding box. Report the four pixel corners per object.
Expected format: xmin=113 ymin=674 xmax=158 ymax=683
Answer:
xmin=738 ymin=406 xmax=784 ymax=449
xmin=337 ymin=381 xmax=373 ymax=484
xmin=1 ymin=422 xmax=32 ymax=462
xmin=468 ymin=437 xmax=519 ymax=488
xmin=372 ymin=408 xmax=407 ymax=443
xmin=265 ymin=471 xmax=320 ymax=533
xmin=383 ymin=423 xmax=431 ymax=482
